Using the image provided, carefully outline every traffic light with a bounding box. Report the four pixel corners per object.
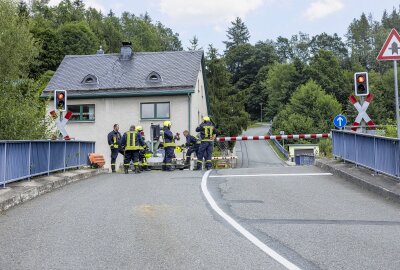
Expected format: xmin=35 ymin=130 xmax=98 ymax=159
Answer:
xmin=54 ymin=90 xmax=67 ymax=111
xmin=354 ymin=72 xmax=369 ymax=96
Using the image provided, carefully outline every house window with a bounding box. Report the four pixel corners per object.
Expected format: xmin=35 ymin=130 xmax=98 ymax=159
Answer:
xmin=82 ymin=74 xmax=98 ymax=85
xmin=146 ymin=71 xmax=162 ymax=83
xmin=141 ymin=102 xmax=170 ymax=119
xmin=68 ymin=104 xmax=95 ymax=121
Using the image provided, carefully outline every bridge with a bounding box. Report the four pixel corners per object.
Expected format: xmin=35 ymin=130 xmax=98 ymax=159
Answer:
xmin=1 ymin=124 xmax=400 ymax=270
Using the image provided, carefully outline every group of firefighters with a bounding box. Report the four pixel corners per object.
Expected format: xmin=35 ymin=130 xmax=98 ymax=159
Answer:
xmin=107 ymin=116 xmax=217 ymax=174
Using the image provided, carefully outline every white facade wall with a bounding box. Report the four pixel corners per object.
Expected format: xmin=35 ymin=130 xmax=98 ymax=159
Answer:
xmin=49 ymin=69 xmax=209 ymax=169
xmin=190 ymin=63 xmax=208 ymax=132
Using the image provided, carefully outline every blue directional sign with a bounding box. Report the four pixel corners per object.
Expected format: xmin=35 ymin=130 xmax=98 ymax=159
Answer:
xmin=333 ymin=114 xmax=347 ymax=128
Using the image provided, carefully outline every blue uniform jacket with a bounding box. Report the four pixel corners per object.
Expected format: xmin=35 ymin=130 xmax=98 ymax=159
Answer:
xmin=162 ymin=127 xmax=174 ymax=143
xmin=185 ymin=134 xmax=197 ymax=147
xmin=120 ymin=132 xmax=144 ymax=149
xmin=196 ymin=121 xmax=216 ymax=141
xmin=107 ymin=130 xmax=121 ymax=147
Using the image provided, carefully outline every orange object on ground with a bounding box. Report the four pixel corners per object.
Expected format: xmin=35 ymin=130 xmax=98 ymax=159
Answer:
xmin=89 ymin=153 xmax=106 ymax=168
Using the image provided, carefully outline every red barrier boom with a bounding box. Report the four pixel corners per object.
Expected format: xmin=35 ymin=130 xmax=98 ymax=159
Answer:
xmin=216 ymin=133 xmax=331 ymax=142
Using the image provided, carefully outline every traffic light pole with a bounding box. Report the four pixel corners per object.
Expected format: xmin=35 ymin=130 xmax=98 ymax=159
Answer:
xmin=360 ymin=96 xmax=366 ymax=134
xmin=394 ymin=60 xmax=400 ymax=139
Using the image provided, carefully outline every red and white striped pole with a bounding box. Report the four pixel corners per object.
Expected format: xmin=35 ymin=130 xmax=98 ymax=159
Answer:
xmin=216 ymin=133 xmax=330 ymax=142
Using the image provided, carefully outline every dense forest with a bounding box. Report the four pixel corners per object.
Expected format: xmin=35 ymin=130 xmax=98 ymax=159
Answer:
xmin=0 ymin=0 xmax=400 ymax=141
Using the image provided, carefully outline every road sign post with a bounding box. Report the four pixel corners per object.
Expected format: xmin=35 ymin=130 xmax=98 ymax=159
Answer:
xmin=377 ymin=28 xmax=400 ymax=138
xmin=394 ymin=60 xmax=400 ymax=138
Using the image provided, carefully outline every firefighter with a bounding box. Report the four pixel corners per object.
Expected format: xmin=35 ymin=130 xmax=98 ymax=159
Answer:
xmin=120 ymin=125 xmax=145 ymax=174
xmin=136 ymin=126 xmax=151 ymax=171
xmin=107 ymin=124 xmax=122 ymax=173
xmin=161 ymin=121 xmax=179 ymax=171
xmin=182 ymin=130 xmax=200 ymax=169
xmin=195 ymin=116 xmax=217 ymax=170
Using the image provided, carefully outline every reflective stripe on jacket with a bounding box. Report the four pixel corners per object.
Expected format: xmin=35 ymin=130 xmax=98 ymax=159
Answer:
xmin=125 ymin=132 xmax=140 ymax=150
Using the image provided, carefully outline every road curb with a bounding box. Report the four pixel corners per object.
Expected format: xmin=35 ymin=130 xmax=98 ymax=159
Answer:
xmin=0 ymin=169 xmax=107 ymax=213
xmin=315 ymin=159 xmax=400 ymax=204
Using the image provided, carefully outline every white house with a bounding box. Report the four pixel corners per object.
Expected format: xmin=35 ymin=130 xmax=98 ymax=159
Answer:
xmin=41 ymin=43 xmax=209 ymax=169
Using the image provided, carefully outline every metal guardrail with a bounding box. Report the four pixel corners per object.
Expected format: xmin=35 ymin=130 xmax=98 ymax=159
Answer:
xmin=332 ymin=130 xmax=400 ymax=179
xmin=267 ymin=131 xmax=289 ymax=159
xmin=0 ymin=140 xmax=95 ymax=187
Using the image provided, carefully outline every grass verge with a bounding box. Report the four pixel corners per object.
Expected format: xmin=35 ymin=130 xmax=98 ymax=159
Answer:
xmin=267 ymin=140 xmax=288 ymax=161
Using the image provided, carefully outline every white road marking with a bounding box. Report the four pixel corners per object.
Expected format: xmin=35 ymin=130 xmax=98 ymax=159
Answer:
xmin=201 ymin=170 xmax=302 ymax=270
xmin=209 ymin=173 xmax=332 ymax=178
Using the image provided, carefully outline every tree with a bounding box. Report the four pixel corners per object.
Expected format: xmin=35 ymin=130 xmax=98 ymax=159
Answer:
xmin=306 ymin=50 xmax=349 ymax=105
xmin=57 ymin=21 xmax=99 ymax=55
xmin=0 ymin=81 xmax=49 ymax=140
xmin=206 ymin=47 xmax=249 ymax=139
xmin=188 ymin=35 xmax=202 ymax=50
xmin=0 ymin=0 xmax=38 ymax=81
xmin=223 ymin=17 xmax=250 ymax=51
xmin=29 ymin=27 xmax=64 ymax=77
xmin=0 ymin=0 xmax=48 ymax=139
xmin=346 ymin=13 xmax=374 ymax=69
xmin=263 ymin=63 xmax=298 ymax=120
xmin=273 ymin=81 xmax=342 ymax=134
xmin=309 ymin=33 xmax=349 ymax=66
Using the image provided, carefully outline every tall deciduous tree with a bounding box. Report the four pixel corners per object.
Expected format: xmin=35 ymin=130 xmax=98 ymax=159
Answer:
xmin=57 ymin=21 xmax=99 ymax=55
xmin=263 ymin=63 xmax=298 ymax=120
xmin=0 ymin=0 xmax=48 ymax=139
xmin=0 ymin=0 xmax=38 ymax=81
xmin=306 ymin=50 xmax=349 ymax=105
xmin=273 ymin=80 xmax=342 ymax=134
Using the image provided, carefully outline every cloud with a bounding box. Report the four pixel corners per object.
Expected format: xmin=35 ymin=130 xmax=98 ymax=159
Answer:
xmin=159 ymin=0 xmax=270 ymax=23
xmin=304 ymin=0 xmax=344 ymax=21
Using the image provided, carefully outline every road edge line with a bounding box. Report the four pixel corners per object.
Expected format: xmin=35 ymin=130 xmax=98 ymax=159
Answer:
xmin=201 ymin=170 xmax=302 ymax=270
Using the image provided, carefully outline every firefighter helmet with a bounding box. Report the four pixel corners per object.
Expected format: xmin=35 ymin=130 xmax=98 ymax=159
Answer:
xmin=203 ymin=116 xmax=210 ymax=122
xmin=163 ymin=120 xmax=172 ymax=127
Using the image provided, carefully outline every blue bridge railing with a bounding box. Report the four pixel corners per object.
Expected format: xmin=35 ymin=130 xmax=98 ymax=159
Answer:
xmin=332 ymin=130 xmax=400 ymax=179
xmin=0 ymin=140 xmax=95 ymax=187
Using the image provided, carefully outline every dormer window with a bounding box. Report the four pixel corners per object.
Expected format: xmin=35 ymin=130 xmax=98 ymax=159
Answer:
xmin=82 ymin=74 xmax=98 ymax=85
xmin=146 ymin=71 xmax=162 ymax=83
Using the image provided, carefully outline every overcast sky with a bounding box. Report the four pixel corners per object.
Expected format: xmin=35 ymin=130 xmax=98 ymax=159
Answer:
xmin=51 ymin=0 xmax=399 ymax=52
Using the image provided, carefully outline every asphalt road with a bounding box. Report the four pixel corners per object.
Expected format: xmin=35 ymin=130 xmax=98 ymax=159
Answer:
xmin=235 ymin=124 xmax=284 ymax=168
xmin=1 ymin=125 xmax=400 ymax=269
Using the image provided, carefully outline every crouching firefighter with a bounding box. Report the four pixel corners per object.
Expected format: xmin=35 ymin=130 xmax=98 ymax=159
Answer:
xmin=135 ymin=126 xmax=151 ymax=171
xmin=196 ymin=116 xmax=217 ymax=170
xmin=182 ymin=130 xmax=200 ymax=169
xmin=161 ymin=121 xmax=179 ymax=171
xmin=107 ymin=124 xmax=122 ymax=173
xmin=120 ymin=125 xmax=145 ymax=174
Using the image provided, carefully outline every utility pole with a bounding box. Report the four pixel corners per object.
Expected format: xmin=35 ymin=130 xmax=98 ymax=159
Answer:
xmin=259 ymin=103 xmax=263 ymax=123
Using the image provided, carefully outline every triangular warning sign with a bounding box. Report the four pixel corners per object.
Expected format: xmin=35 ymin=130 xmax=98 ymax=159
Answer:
xmin=377 ymin=28 xmax=400 ymax=61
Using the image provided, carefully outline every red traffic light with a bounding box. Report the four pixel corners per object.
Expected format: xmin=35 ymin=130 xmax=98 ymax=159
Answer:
xmin=57 ymin=93 xmax=65 ymax=100
xmin=54 ymin=90 xmax=67 ymax=111
xmin=357 ymin=75 xmax=365 ymax=83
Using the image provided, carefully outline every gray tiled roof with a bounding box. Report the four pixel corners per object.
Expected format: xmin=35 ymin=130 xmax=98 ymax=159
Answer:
xmin=42 ymin=50 xmax=204 ymax=97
